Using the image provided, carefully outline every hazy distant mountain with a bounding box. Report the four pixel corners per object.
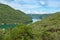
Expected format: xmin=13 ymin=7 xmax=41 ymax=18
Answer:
xmin=27 ymin=14 xmax=52 ymax=19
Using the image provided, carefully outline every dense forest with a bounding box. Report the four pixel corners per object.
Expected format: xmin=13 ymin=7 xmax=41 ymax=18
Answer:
xmin=0 ymin=3 xmax=32 ymax=25
xmin=0 ymin=4 xmax=60 ymax=40
xmin=0 ymin=4 xmax=32 ymax=28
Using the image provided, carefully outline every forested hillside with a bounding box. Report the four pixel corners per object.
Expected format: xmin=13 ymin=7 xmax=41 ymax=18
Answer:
xmin=0 ymin=12 xmax=60 ymax=40
xmin=28 ymin=12 xmax=60 ymax=40
xmin=0 ymin=3 xmax=32 ymax=25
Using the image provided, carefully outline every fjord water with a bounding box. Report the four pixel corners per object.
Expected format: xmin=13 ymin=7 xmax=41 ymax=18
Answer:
xmin=32 ymin=18 xmax=41 ymax=22
xmin=0 ymin=24 xmax=17 ymax=29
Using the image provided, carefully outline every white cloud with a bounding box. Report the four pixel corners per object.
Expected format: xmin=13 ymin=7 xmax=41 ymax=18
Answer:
xmin=40 ymin=1 xmax=46 ymax=5
xmin=33 ymin=11 xmax=49 ymax=14
xmin=0 ymin=0 xmax=41 ymax=9
xmin=0 ymin=0 xmax=6 ymax=3
xmin=22 ymin=0 xmax=37 ymax=3
xmin=24 ymin=10 xmax=48 ymax=14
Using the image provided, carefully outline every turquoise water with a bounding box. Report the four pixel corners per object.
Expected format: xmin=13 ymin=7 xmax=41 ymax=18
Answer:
xmin=0 ymin=19 xmax=41 ymax=29
xmin=0 ymin=24 xmax=17 ymax=29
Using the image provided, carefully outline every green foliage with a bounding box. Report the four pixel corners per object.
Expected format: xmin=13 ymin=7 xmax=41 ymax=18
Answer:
xmin=0 ymin=28 xmax=5 ymax=40
xmin=0 ymin=3 xmax=32 ymax=25
xmin=0 ymin=12 xmax=59 ymax=40
xmin=3 ymin=24 xmax=34 ymax=40
xmin=2 ymin=12 xmax=59 ymax=40
xmin=28 ymin=12 xmax=60 ymax=40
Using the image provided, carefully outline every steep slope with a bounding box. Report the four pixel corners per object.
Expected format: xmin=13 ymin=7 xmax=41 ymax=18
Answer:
xmin=3 ymin=12 xmax=60 ymax=40
xmin=0 ymin=3 xmax=32 ymax=25
xmin=28 ymin=12 xmax=60 ymax=40
xmin=30 ymin=12 xmax=60 ymax=27
xmin=0 ymin=12 xmax=60 ymax=40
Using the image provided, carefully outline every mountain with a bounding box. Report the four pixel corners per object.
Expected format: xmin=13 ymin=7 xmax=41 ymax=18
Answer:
xmin=27 ymin=14 xmax=52 ymax=19
xmin=0 ymin=3 xmax=32 ymax=25
xmin=1 ymin=12 xmax=60 ymax=40
xmin=28 ymin=12 xmax=60 ymax=40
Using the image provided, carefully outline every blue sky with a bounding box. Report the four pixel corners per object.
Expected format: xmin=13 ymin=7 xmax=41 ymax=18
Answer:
xmin=0 ymin=0 xmax=60 ymax=14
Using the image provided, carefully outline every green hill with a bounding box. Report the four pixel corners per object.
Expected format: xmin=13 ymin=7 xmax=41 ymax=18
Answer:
xmin=0 ymin=11 xmax=60 ymax=40
xmin=28 ymin=12 xmax=60 ymax=40
xmin=0 ymin=3 xmax=32 ymax=25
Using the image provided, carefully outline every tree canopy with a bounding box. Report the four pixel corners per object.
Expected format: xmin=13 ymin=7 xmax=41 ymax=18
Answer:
xmin=0 ymin=3 xmax=32 ymax=25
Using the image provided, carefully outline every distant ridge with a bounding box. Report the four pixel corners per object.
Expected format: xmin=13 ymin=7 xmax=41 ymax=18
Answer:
xmin=27 ymin=14 xmax=52 ymax=19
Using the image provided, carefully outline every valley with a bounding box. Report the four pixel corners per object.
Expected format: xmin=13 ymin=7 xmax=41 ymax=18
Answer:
xmin=0 ymin=3 xmax=60 ymax=40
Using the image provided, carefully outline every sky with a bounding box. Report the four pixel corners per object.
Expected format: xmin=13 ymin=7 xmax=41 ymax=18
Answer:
xmin=0 ymin=0 xmax=60 ymax=14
